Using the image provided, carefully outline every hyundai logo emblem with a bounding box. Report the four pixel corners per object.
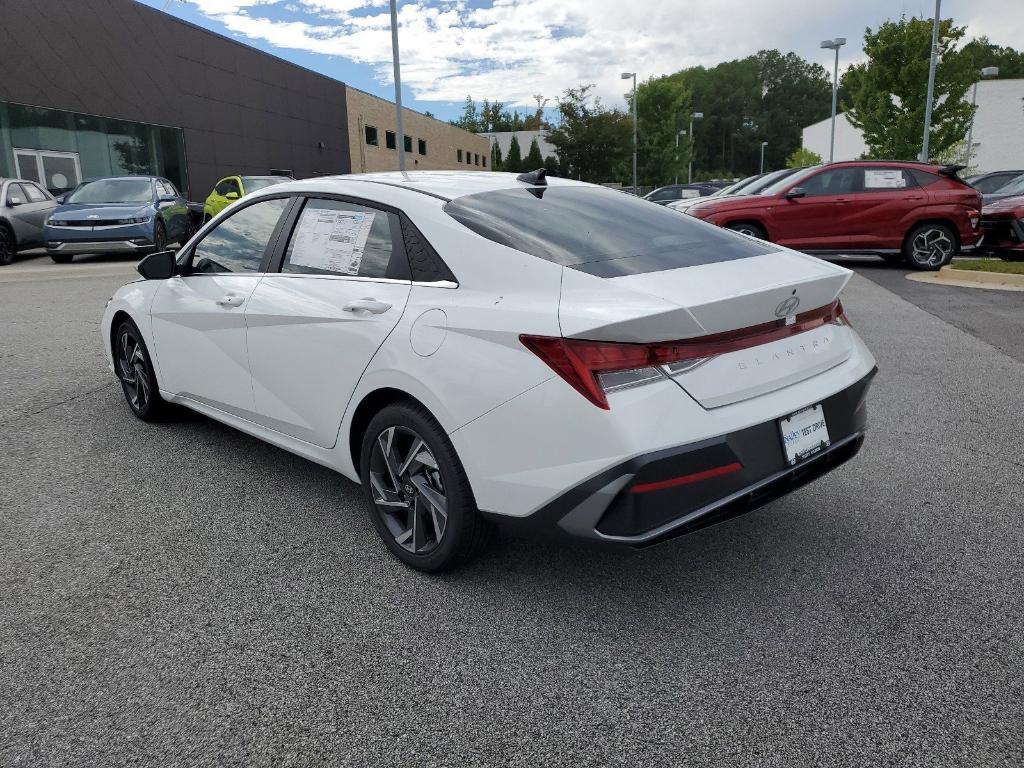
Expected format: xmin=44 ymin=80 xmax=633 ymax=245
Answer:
xmin=775 ymin=296 xmax=800 ymax=317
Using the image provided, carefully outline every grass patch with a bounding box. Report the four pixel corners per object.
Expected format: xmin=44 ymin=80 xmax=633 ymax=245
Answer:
xmin=950 ymin=258 xmax=1024 ymax=275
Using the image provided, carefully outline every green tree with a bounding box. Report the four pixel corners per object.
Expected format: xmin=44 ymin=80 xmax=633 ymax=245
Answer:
xmin=543 ymin=155 xmax=560 ymax=176
xmin=755 ymin=50 xmax=833 ymax=171
xmin=960 ymin=37 xmax=1024 ymax=79
xmin=490 ymin=141 xmax=503 ymax=171
xmin=786 ymin=146 xmax=822 ymax=168
xmin=505 ymin=135 xmax=523 ymax=173
xmin=524 ymin=137 xmax=544 ymax=170
xmin=451 ymin=96 xmax=482 ymax=132
xmin=546 ymin=85 xmax=631 ymax=183
xmin=844 ymin=16 xmax=976 ymax=160
xmin=633 ymin=74 xmax=689 ymax=186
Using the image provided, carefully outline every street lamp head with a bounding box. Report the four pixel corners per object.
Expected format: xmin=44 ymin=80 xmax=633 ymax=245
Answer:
xmin=761 ymin=141 xmax=768 ymax=147
xmin=692 ymin=111 xmax=704 ymax=119
xmin=620 ymin=72 xmax=634 ymax=79
xmin=820 ymin=37 xmax=846 ymax=50
xmin=981 ymin=66 xmax=999 ymax=77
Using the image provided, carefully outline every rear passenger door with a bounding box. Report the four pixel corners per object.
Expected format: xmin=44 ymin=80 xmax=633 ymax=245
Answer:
xmin=844 ymin=167 xmax=922 ymax=249
xmin=244 ymin=196 xmax=412 ymax=448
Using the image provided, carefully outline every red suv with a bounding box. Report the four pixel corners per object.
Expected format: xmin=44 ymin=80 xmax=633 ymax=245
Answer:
xmin=685 ymin=161 xmax=982 ymax=270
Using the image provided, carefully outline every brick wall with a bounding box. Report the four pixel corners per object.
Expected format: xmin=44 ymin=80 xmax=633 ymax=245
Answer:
xmin=346 ymin=88 xmax=490 ymax=173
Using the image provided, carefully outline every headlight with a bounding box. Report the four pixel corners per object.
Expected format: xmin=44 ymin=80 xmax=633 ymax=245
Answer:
xmin=47 ymin=216 xmax=65 ymax=225
xmin=115 ymin=215 xmax=153 ymax=225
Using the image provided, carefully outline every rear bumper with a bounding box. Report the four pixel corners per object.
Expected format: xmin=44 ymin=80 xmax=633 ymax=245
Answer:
xmin=484 ymin=366 xmax=876 ymax=548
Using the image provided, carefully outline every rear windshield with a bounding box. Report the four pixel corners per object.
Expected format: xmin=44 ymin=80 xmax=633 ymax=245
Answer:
xmin=443 ymin=186 xmax=774 ymax=277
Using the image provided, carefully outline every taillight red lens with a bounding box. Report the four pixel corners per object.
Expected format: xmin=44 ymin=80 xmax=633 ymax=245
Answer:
xmin=521 ymin=300 xmax=844 ymax=409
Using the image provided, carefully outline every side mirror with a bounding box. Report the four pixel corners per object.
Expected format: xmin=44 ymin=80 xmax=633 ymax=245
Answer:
xmin=55 ymin=194 xmax=67 ymax=204
xmin=7 ymin=196 xmax=23 ymax=207
xmin=225 ymin=191 xmax=239 ymax=200
xmin=784 ymin=187 xmax=807 ymax=200
xmin=137 ymin=249 xmax=178 ymax=280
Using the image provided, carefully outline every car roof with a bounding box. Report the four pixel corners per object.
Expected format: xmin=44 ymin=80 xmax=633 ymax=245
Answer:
xmin=266 ymin=171 xmax=590 ymax=202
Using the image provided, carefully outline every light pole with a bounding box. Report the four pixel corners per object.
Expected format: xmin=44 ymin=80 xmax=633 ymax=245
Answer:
xmin=920 ymin=0 xmax=941 ymax=161
xmin=674 ymin=129 xmax=685 ymax=184
xmin=687 ymin=112 xmax=703 ymax=183
xmin=760 ymin=141 xmax=768 ymax=174
xmin=389 ymin=0 xmax=406 ymax=172
xmin=820 ymin=37 xmax=846 ymax=163
xmin=964 ymin=66 xmax=999 ymax=166
xmin=621 ymin=72 xmax=637 ymax=193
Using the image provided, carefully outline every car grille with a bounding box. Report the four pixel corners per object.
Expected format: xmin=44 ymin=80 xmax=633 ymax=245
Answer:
xmin=57 ymin=220 xmax=127 ymax=227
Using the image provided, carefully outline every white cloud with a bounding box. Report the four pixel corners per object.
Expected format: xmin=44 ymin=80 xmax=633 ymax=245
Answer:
xmin=183 ymin=0 xmax=1024 ymax=108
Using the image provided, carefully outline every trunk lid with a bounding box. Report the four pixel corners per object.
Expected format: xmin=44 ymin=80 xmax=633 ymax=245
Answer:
xmin=559 ymin=250 xmax=854 ymax=408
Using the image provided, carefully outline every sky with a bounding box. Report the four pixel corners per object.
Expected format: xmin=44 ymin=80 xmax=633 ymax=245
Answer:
xmin=137 ymin=0 xmax=1024 ymax=121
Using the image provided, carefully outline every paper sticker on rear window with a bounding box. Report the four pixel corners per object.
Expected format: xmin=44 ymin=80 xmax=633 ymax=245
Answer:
xmin=289 ymin=208 xmax=376 ymax=275
xmin=864 ymin=169 xmax=907 ymax=189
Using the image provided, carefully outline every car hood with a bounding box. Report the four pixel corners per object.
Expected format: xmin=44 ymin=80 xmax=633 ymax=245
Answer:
xmin=686 ymin=194 xmax=769 ymax=217
xmin=50 ymin=203 xmax=154 ymax=221
xmin=981 ymin=195 xmax=1024 ymax=217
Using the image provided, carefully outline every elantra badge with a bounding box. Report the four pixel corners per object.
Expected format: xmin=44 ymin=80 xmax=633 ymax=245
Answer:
xmin=775 ymin=296 xmax=800 ymax=318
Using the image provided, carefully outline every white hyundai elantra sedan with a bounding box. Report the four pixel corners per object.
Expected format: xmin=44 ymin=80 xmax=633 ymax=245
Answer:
xmin=101 ymin=170 xmax=877 ymax=572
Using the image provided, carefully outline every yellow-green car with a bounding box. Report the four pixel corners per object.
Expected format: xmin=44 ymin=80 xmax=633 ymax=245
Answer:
xmin=203 ymin=175 xmax=290 ymax=221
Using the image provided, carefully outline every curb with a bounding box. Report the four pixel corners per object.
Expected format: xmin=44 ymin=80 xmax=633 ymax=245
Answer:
xmin=906 ymin=265 xmax=1024 ymax=292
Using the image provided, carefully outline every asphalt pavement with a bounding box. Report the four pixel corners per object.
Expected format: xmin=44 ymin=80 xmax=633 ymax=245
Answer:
xmin=2 ymin=253 xmax=1023 ymax=767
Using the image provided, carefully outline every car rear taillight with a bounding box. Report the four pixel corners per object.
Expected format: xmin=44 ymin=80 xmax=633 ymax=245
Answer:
xmin=521 ymin=300 xmax=845 ymax=409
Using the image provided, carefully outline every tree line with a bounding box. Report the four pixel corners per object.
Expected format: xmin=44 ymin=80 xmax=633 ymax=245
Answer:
xmin=451 ymin=17 xmax=1024 ymax=186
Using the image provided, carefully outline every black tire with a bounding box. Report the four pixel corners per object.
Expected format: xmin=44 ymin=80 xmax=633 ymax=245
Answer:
xmin=359 ymin=402 xmax=491 ymax=572
xmin=50 ymin=253 xmax=73 ymax=264
xmin=0 ymin=224 xmax=15 ymax=266
xmin=727 ymin=221 xmax=768 ymax=240
xmin=113 ymin=319 xmax=166 ymax=421
xmin=153 ymin=221 xmax=167 ymax=253
xmin=179 ymin=216 xmax=195 ymax=247
xmin=902 ymin=222 xmax=957 ymax=271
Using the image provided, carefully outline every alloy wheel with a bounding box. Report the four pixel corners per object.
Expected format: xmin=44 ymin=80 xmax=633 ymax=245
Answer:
xmin=117 ymin=330 xmax=151 ymax=411
xmin=368 ymin=426 xmax=448 ymax=555
xmin=910 ymin=227 xmax=953 ymax=267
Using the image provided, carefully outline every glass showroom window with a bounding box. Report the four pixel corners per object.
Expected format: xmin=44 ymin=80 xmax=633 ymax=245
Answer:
xmin=0 ymin=101 xmax=188 ymax=195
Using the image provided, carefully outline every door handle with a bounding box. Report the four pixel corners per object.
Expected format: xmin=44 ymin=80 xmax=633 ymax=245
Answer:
xmin=343 ymin=297 xmax=392 ymax=314
xmin=216 ymin=295 xmax=245 ymax=307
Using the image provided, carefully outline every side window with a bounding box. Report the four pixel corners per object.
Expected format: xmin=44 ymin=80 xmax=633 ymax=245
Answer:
xmin=403 ymin=135 xmax=412 ymax=153
xmin=214 ymin=179 xmax=232 ymax=195
xmin=7 ymin=183 xmax=27 ymax=205
xmin=800 ymin=168 xmax=861 ymax=197
xmin=365 ymin=125 xmax=378 ymax=146
xmin=23 ymin=183 xmax=48 ymax=202
xmin=225 ymin=178 xmax=241 ymax=196
xmin=418 ymin=139 xmax=427 ymax=156
xmin=190 ymin=197 xmax=289 ymax=274
xmin=281 ymin=198 xmax=403 ymax=280
xmin=650 ymin=188 xmax=677 ymax=201
xmin=457 ymin=149 xmax=463 ymax=163
xmin=386 ymin=131 xmax=396 ymax=150
xmin=863 ymin=168 xmax=913 ymax=191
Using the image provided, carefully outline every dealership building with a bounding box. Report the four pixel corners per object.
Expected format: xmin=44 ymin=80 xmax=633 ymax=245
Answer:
xmin=0 ymin=0 xmax=488 ymax=199
xmin=801 ymin=79 xmax=1024 ymax=173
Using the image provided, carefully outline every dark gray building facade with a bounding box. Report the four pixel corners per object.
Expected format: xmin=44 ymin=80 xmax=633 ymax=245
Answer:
xmin=0 ymin=0 xmax=351 ymax=198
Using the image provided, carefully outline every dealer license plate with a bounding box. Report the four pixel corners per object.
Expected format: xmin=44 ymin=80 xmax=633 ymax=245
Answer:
xmin=779 ymin=404 xmax=831 ymax=466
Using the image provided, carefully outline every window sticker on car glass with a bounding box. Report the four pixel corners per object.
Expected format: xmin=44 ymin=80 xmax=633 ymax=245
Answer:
xmin=289 ymin=208 xmax=376 ymax=275
xmin=864 ymin=169 xmax=906 ymax=189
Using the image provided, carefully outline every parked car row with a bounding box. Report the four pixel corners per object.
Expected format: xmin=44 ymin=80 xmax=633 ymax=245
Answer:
xmin=0 ymin=172 xmax=289 ymax=265
xmin=671 ymin=160 xmax=983 ymax=270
